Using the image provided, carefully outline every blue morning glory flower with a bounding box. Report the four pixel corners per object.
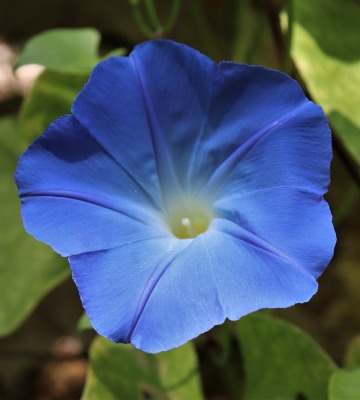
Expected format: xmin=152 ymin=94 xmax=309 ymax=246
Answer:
xmin=15 ymin=40 xmax=336 ymax=353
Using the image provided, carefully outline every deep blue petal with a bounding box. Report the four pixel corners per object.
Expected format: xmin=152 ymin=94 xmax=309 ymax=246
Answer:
xmin=73 ymin=40 xmax=217 ymax=201
xmin=72 ymin=54 xmax=162 ymax=201
xmin=201 ymin=101 xmax=331 ymax=200
xmin=16 ymin=115 xmax=165 ymax=256
xmin=213 ymin=188 xmax=336 ymax=278
xmin=190 ymin=63 xmax=325 ymax=193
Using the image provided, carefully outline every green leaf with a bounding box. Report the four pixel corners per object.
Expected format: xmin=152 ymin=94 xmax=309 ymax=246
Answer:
xmin=237 ymin=312 xmax=337 ymax=400
xmin=101 ymin=47 xmax=127 ymax=59
xmin=345 ymin=335 xmax=360 ymax=367
xmin=19 ymin=69 xmax=88 ymax=145
xmin=82 ymin=337 xmax=204 ymax=400
xmin=329 ymin=367 xmax=360 ymax=400
xmin=16 ymin=28 xmax=101 ymax=73
xmin=77 ymin=313 xmax=93 ymax=332
xmin=0 ymin=116 xmax=69 ymax=337
xmin=291 ymin=0 xmax=360 ymax=166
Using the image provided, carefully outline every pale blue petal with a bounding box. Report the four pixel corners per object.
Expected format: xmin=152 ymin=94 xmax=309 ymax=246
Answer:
xmin=131 ymin=221 xmax=319 ymax=352
xmin=70 ymin=195 xmax=329 ymax=353
xmin=199 ymin=224 xmax=318 ymax=320
xmin=70 ymin=236 xmax=190 ymax=344
xmin=213 ymin=188 xmax=336 ymax=278
xmin=131 ymin=236 xmax=226 ymax=352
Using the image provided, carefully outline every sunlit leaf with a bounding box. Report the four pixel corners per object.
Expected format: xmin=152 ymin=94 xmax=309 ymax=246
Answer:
xmin=237 ymin=312 xmax=336 ymax=400
xmin=16 ymin=28 xmax=100 ymax=73
xmin=0 ymin=116 xmax=69 ymax=337
xmin=329 ymin=367 xmax=360 ymax=400
xmin=291 ymin=0 xmax=360 ymax=166
xmin=82 ymin=337 xmax=204 ymax=399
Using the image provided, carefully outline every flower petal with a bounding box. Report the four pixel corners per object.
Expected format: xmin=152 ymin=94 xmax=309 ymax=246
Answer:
xmin=15 ymin=115 xmax=165 ymax=256
xmin=130 ymin=223 xmax=319 ymax=352
xmin=70 ymin=204 xmax=325 ymax=353
xmin=70 ymin=237 xmax=191 ymax=344
xmin=72 ymin=40 xmax=217 ymax=200
xmin=203 ymin=101 xmax=331 ymax=200
xmin=14 ymin=40 xmax=335 ymax=355
xmin=213 ymin=188 xmax=336 ymax=278
xmin=191 ymin=63 xmax=327 ymax=193
xmin=199 ymin=227 xmax=318 ymax=320
xmin=131 ymin=236 xmax=226 ymax=352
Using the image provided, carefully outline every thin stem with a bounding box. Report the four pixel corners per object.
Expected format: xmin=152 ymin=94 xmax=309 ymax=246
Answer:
xmin=283 ymin=0 xmax=294 ymax=73
xmin=163 ymin=0 xmax=182 ymax=36
xmin=144 ymin=0 xmax=163 ymax=35
xmin=129 ymin=1 xmax=155 ymax=38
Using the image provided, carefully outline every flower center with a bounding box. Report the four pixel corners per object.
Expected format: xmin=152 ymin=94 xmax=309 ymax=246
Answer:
xmin=167 ymin=198 xmax=213 ymax=239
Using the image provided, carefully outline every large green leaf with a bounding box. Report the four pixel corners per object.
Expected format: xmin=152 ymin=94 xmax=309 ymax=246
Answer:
xmin=16 ymin=28 xmax=100 ymax=73
xmin=329 ymin=367 xmax=360 ymax=400
xmin=291 ymin=0 xmax=360 ymax=166
xmin=82 ymin=337 xmax=204 ymax=400
xmin=19 ymin=69 xmax=88 ymax=144
xmin=0 ymin=116 xmax=69 ymax=337
xmin=237 ymin=312 xmax=336 ymax=400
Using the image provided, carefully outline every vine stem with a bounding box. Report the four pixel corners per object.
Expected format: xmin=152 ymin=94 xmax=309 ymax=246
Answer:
xmin=163 ymin=0 xmax=181 ymax=36
xmin=129 ymin=0 xmax=182 ymax=38
xmin=129 ymin=0 xmax=155 ymax=38
xmin=144 ymin=0 xmax=162 ymax=33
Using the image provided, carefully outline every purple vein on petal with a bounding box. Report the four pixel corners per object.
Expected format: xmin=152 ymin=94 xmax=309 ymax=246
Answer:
xmin=216 ymin=218 xmax=313 ymax=279
xmin=69 ymin=234 xmax=168 ymax=258
xmin=130 ymin=55 xmax=183 ymax=199
xmin=214 ymin=186 xmax=324 ymax=206
xmin=199 ymin=101 xmax=309 ymax=196
xmin=21 ymin=190 xmax=164 ymax=227
xmin=72 ymin=116 xmax=163 ymax=212
xmin=126 ymin=239 xmax=191 ymax=342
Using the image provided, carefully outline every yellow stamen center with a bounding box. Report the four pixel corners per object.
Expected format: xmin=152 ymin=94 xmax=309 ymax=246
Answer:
xmin=167 ymin=198 xmax=212 ymax=239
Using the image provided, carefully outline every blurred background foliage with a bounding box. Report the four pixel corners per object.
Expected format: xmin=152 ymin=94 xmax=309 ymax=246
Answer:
xmin=0 ymin=0 xmax=359 ymax=399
